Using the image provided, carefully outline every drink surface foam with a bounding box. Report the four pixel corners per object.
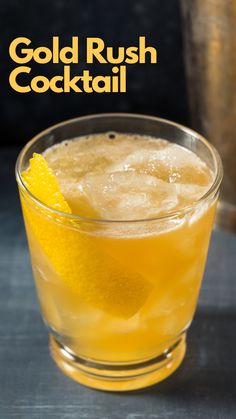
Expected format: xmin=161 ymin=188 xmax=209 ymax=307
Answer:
xmin=43 ymin=133 xmax=213 ymax=221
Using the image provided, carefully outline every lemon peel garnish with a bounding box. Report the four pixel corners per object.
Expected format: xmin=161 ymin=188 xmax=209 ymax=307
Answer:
xmin=22 ymin=152 xmax=71 ymax=214
xmin=21 ymin=152 xmax=151 ymax=318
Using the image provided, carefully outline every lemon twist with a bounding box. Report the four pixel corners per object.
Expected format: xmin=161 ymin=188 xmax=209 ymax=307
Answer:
xmin=21 ymin=153 xmax=151 ymax=318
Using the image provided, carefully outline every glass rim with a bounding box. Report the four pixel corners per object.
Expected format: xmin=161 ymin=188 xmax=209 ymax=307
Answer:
xmin=15 ymin=112 xmax=223 ymax=224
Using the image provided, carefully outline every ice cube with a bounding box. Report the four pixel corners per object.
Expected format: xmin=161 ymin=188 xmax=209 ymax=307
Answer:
xmin=109 ymin=148 xmax=167 ymax=176
xmin=108 ymin=144 xmax=211 ymax=186
xmin=79 ymin=171 xmax=178 ymax=220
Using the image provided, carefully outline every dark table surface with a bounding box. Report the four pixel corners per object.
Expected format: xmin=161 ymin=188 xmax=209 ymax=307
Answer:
xmin=0 ymin=148 xmax=235 ymax=419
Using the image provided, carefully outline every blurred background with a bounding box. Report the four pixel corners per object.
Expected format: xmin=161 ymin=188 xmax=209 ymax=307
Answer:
xmin=1 ymin=0 xmax=236 ymax=230
xmin=1 ymin=0 xmax=188 ymax=147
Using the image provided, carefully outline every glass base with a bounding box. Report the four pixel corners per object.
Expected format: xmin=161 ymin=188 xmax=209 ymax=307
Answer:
xmin=49 ymin=334 xmax=186 ymax=391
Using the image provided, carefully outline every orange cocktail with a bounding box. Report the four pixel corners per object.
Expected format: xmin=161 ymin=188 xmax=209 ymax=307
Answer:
xmin=16 ymin=114 xmax=222 ymax=391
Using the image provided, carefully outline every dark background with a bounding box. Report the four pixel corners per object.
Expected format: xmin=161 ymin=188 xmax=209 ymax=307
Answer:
xmin=1 ymin=0 xmax=188 ymax=147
